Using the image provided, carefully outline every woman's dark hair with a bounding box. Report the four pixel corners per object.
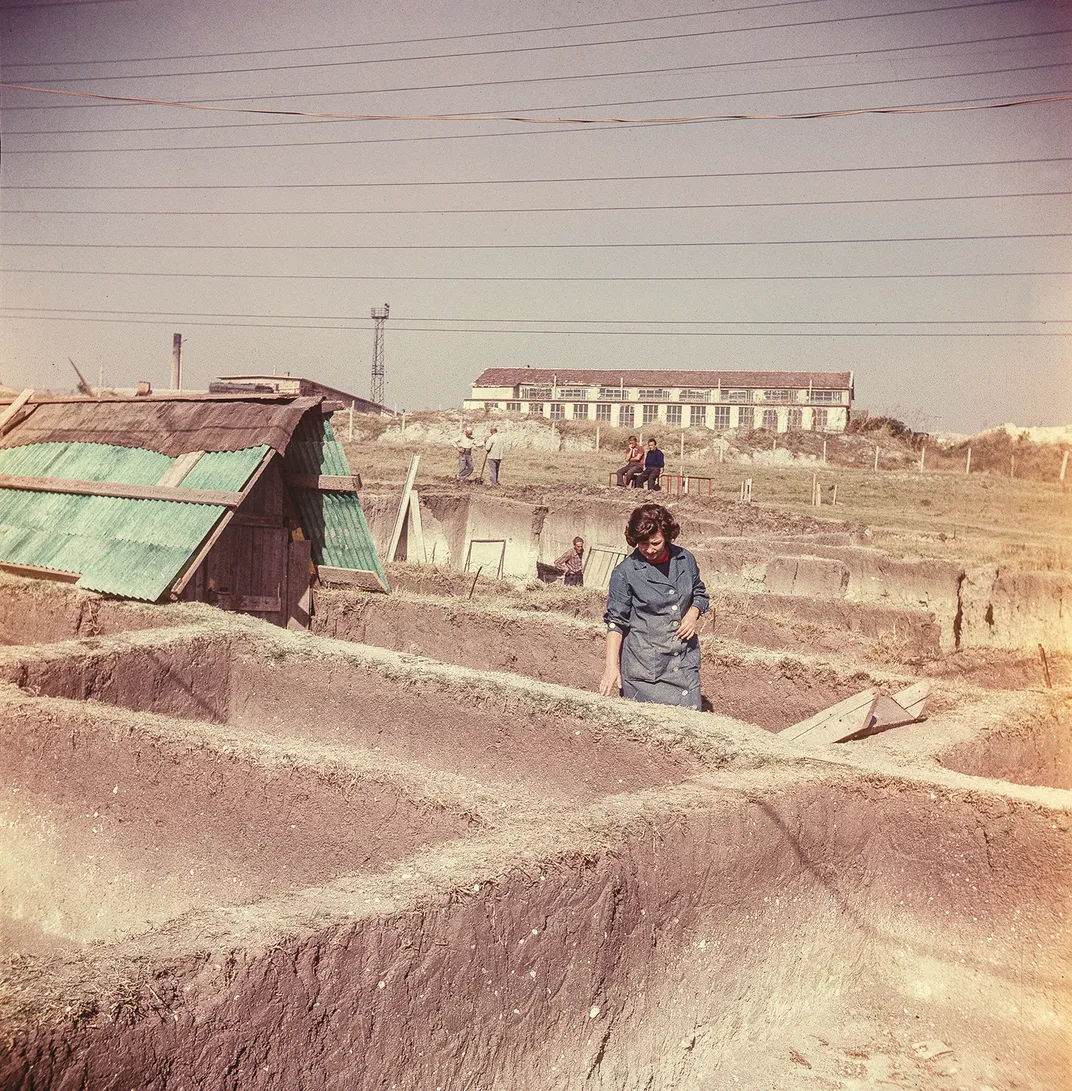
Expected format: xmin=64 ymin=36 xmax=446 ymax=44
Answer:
xmin=625 ymin=504 xmax=680 ymax=547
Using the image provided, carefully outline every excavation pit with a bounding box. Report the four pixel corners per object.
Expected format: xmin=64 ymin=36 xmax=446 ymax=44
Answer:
xmin=0 ymin=690 xmax=476 ymax=956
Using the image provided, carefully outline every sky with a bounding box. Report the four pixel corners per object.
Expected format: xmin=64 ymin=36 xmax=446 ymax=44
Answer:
xmin=1 ymin=0 xmax=1070 ymax=432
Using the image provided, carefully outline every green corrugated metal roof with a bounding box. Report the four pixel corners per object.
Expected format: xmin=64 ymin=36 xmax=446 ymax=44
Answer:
xmin=0 ymin=442 xmax=172 ymax=485
xmin=284 ymin=416 xmax=387 ymax=587
xmin=0 ymin=442 xmax=272 ymax=601
xmin=0 ymin=491 xmax=224 ymax=600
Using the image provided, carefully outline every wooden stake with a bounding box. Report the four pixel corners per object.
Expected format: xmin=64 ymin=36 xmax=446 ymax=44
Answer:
xmin=965 ymin=446 xmax=972 ymax=475
xmin=1061 ymin=450 xmax=1069 ymax=483
xmin=919 ymin=445 xmax=926 ymax=472
xmin=822 ymin=438 xmax=827 ymax=464
xmin=811 ymin=471 xmax=819 ymax=507
xmin=1039 ymin=643 xmax=1053 ymax=689
xmin=408 ymin=488 xmax=427 ymax=564
xmin=467 ymin=566 xmax=483 ymax=600
xmin=873 ymin=445 xmax=879 ymax=472
xmin=831 ymin=483 xmax=838 ymax=506
xmin=348 ymin=402 xmax=354 ymax=441
xmin=680 ymin=432 xmax=685 ymax=461
xmin=595 ymin=425 xmax=600 ymax=452
xmin=1010 ymin=455 xmax=1015 ymax=479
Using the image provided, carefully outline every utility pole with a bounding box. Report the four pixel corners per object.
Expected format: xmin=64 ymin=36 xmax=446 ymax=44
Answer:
xmin=171 ymin=332 xmax=183 ymax=390
xmin=370 ymin=304 xmax=390 ymax=404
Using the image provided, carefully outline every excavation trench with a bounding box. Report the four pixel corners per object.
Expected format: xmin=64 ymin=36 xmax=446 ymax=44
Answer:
xmin=2 ymin=767 xmax=1068 ymax=1091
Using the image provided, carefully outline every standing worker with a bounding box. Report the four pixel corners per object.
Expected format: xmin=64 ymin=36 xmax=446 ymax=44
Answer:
xmin=484 ymin=427 xmax=505 ymax=487
xmin=554 ymin=537 xmax=586 ymax=587
xmin=456 ymin=427 xmax=475 ymax=481
xmin=599 ymin=504 xmax=708 ymax=710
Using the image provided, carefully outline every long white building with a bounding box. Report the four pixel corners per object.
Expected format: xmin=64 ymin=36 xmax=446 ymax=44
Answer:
xmin=464 ymin=368 xmax=854 ymax=433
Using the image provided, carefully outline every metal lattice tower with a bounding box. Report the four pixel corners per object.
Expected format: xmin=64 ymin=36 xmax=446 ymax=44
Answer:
xmin=370 ymin=303 xmax=390 ymax=404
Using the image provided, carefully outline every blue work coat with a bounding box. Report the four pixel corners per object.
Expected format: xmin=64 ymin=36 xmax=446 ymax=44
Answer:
xmin=604 ymin=544 xmax=709 ymax=710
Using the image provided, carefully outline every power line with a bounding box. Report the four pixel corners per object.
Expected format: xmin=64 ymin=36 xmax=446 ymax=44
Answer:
xmin=4 ymin=313 xmax=1069 ymax=336
xmin=7 ymin=233 xmax=1067 ymax=251
xmin=8 ymin=157 xmax=1069 ymax=191
xmin=5 ymin=89 xmax=1069 ymax=152
xmin=0 ymin=0 xmax=952 ymax=68
xmin=5 ymin=31 xmax=1067 ymax=112
xmin=8 ymin=191 xmax=1069 ymax=215
xmin=8 ymin=3 xmax=1023 ymax=83
xmin=7 ymin=306 xmax=1067 ymax=325
xmin=6 ymin=269 xmax=1068 ymax=281
xmin=8 ymin=63 xmax=1068 ymax=135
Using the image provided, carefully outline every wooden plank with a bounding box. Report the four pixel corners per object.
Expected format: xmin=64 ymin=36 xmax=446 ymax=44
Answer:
xmin=215 ymin=593 xmax=282 ymax=613
xmin=232 ymin=512 xmax=287 ymax=529
xmin=784 ymin=682 xmax=931 ymax=746
xmin=286 ymin=538 xmax=313 ymax=629
xmin=0 ymin=474 xmax=244 ymax=508
xmin=386 ymin=455 xmax=420 ymax=563
xmin=0 ymin=561 xmax=80 ymax=584
xmin=156 ymin=450 xmax=205 ymax=487
xmin=285 ymin=473 xmax=362 ymax=492
xmin=408 ymin=488 xmax=427 ymax=564
xmin=0 ymin=389 xmax=34 ymax=433
xmin=318 ymin=565 xmax=388 ymax=591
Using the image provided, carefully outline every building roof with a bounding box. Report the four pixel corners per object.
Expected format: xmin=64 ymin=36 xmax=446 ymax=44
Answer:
xmin=0 ymin=395 xmax=385 ymax=601
xmin=471 ymin=368 xmax=853 ymax=391
xmin=0 ymin=396 xmax=319 ymax=458
xmin=211 ymin=375 xmax=390 ymax=414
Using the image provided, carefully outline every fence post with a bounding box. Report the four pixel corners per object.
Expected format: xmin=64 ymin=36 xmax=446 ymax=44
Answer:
xmin=822 ymin=438 xmax=827 ymax=464
xmin=873 ymin=445 xmax=879 ymax=472
xmin=966 ymin=446 xmax=972 ymax=475
xmin=1061 ymin=450 xmax=1069 ymax=483
xmin=831 ymin=483 xmax=838 ymax=506
xmin=595 ymin=425 xmax=600 ymax=452
xmin=919 ymin=445 xmax=925 ymax=472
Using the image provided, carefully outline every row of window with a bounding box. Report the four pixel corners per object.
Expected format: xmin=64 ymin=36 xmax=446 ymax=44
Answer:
xmin=491 ymin=402 xmax=830 ymax=428
xmin=516 ymin=385 xmax=844 ymax=404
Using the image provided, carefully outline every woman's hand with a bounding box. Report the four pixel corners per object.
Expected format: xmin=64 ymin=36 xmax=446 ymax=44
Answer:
xmin=675 ymin=606 xmax=701 ymax=641
xmin=599 ymin=664 xmax=622 ymax=697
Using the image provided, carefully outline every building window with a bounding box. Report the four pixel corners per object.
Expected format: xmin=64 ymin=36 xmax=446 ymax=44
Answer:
xmin=572 ymin=402 xmax=590 ymax=420
xmin=812 ymin=408 xmax=829 ymax=430
xmin=726 ymin=389 xmax=751 ymax=402
xmin=737 ymin=406 xmax=756 ymax=430
xmin=639 ymin=388 xmax=670 ymax=401
xmin=528 ymin=402 xmax=544 ymax=415
xmin=485 ymin=402 xmax=500 ymax=410
xmin=642 ymin=404 xmax=660 ymax=424
xmin=598 ymin=387 xmax=625 ymax=400
xmin=506 ymin=401 xmax=522 ymax=412
xmin=711 ymin=406 xmax=730 ymax=429
xmin=557 ymin=386 xmax=587 ymax=399
xmin=761 ymin=409 xmax=779 ymax=430
xmin=521 ymin=385 xmax=551 ymax=400
xmin=678 ymin=388 xmax=709 ymax=402
xmin=595 ymin=403 xmax=612 ymax=422
xmin=788 ymin=407 xmax=803 ymax=430
xmin=666 ymin=404 xmax=683 ymax=425
xmin=549 ymin=403 xmax=565 ymax=420
xmin=689 ymin=405 xmax=707 ymax=427
xmin=763 ymin=389 xmax=790 ymax=402
xmin=812 ymin=390 xmax=844 ymax=404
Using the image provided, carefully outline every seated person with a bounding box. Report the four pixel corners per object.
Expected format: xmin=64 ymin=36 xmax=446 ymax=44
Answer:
xmin=640 ymin=438 xmax=664 ymax=490
xmin=615 ymin=436 xmax=645 ymax=487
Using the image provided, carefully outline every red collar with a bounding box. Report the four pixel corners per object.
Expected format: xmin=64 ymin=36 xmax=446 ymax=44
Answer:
xmin=643 ymin=548 xmax=671 ymax=565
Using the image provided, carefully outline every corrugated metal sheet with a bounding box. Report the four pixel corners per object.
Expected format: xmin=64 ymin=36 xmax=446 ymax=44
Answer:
xmin=0 ymin=489 xmax=224 ymax=601
xmin=180 ymin=445 xmax=269 ymax=491
xmin=0 ymin=442 xmax=172 ymax=485
xmin=284 ymin=415 xmax=387 ymax=585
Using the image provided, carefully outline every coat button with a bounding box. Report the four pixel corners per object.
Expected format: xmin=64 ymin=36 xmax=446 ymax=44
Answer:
xmin=671 ymin=604 xmax=678 ymax=612
xmin=672 ymin=666 xmax=679 ymax=673
xmin=681 ymin=689 xmax=689 ymax=696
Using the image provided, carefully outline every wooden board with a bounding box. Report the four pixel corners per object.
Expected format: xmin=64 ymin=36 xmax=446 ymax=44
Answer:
xmin=783 ymin=681 xmax=931 ymax=746
xmin=318 ymin=565 xmax=388 ymax=591
xmin=286 ymin=538 xmax=313 ymax=629
xmin=407 ymin=488 xmax=427 ymax=564
xmin=285 ymin=473 xmax=362 ymax=492
xmin=0 ymin=473 xmax=244 ymax=508
xmin=0 ymin=561 xmax=80 ymax=584
xmin=386 ymin=455 xmax=420 ymax=563
xmin=156 ymin=450 xmax=205 ymax=487
xmin=0 ymin=390 xmax=34 ymax=433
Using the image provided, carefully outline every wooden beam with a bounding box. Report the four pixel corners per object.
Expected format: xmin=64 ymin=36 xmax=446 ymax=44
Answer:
xmin=408 ymin=488 xmax=427 ymax=564
xmin=0 ymin=389 xmax=34 ymax=433
xmin=0 ymin=561 xmax=80 ymax=584
xmin=783 ymin=682 xmax=930 ymax=746
xmin=285 ymin=473 xmax=362 ymax=492
xmin=0 ymin=474 xmax=243 ymax=508
xmin=386 ymin=455 xmax=420 ymax=563
xmin=318 ymin=565 xmax=388 ymax=591
xmin=156 ymin=450 xmax=205 ymax=487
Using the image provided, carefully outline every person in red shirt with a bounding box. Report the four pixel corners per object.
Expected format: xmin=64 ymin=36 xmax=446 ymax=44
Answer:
xmin=615 ymin=436 xmax=645 ymax=488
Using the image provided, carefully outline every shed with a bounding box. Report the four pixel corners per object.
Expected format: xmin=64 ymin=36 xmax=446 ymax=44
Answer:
xmin=0 ymin=392 xmax=387 ymax=628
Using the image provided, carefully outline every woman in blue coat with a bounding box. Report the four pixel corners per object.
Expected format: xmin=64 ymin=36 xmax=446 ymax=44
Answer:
xmin=599 ymin=503 xmax=709 ymax=710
